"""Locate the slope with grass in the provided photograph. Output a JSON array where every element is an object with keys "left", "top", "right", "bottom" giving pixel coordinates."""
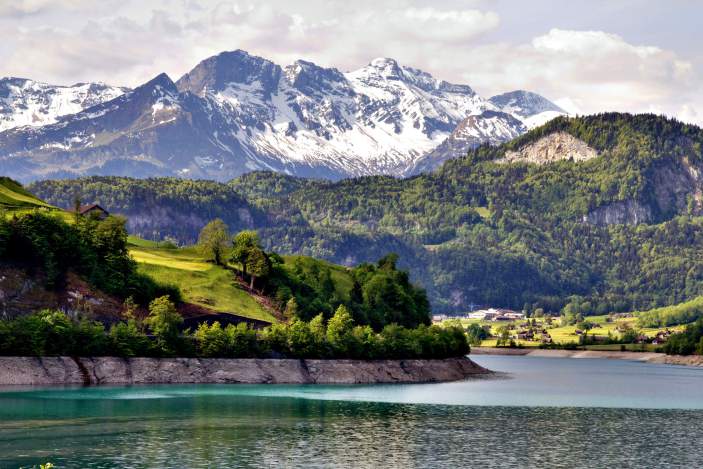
[{"left": 128, "top": 238, "right": 277, "bottom": 323}]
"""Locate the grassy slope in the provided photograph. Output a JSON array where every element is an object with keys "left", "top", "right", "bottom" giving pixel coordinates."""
[
  {"left": 129, "top": 239, "right": 277, "bottom": 323},
  {"left": 0, "top": 177, "right": 75, "bottom": 223},
  {"left": 0, "top": 177, "right": 52, "bottom": 209}
]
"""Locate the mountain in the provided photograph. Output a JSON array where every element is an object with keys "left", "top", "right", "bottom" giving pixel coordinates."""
[
  {"left": 408, "top": 91, "right": 569, "bottom": 174},
  {"left": 30, "top": 114, "right": 703, "bottom": 314},
  {"left": 489, "top": 90, "right": 567, "bottom": 128},
  {"left": 0, "top": 77, "right": 126, "bottom": 132},
  {"left": 408, "top": 110, "right": 526, "bottom": 174},
  {"left": 0, "top": 50, "right": 564, "bottom": 182}
]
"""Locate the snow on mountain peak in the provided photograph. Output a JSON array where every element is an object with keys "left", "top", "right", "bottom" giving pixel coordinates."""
[
  {"left": 0, "top": 50, "right": 567, "bottom": 182},
  {"left": 0, "top": 77, "right": 126, "bottom": 132}
]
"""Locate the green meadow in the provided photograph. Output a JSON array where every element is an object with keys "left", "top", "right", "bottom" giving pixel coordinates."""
[{"left": 129, "top": 239, "right": 277, "bottom": 323}]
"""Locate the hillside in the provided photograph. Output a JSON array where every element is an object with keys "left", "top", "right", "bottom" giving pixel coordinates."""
[
  {"left": 29, "top": 113, "right": 703, "bottom": 314},
  {"left": 0, "top": 176, "right": 52, "bottom": 210},
  {"left": 127, "top": 238, "right": 277, "bottom": 323}
]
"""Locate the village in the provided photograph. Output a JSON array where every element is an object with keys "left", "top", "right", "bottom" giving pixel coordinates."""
[{"left": 433, "top": 308, "right": 682, "bottom": 350}]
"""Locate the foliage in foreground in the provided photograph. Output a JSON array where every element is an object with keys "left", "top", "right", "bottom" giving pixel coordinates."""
[{"left": 0, "top": 299, "right": 469, "bottom": 359}]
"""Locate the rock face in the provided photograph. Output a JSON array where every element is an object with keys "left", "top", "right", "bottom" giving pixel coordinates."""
[
  {"left": 584, "top": 200, "right": 653, "bottom": 226},
  {"left": 500, "top": 132, "right": 598, "bottom": 165},
  {"left": 0, "top": 356, "right": 489, "bottom": 385}
]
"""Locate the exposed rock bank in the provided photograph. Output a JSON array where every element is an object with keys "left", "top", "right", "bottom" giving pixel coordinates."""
[
  {"left": 471, "top": 347, "right": 703, "bottom": 367},
  {"left": 0, "top": 356, "right": 490, "bottom": 386}
]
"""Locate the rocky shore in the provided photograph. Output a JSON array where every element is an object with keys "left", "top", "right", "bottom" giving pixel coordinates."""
[
  {"left": 0, "top": 356, "right": 490, "bottom": 386},
  {"left": 471, "top": 347, "right": 703, "bottom": 367}
]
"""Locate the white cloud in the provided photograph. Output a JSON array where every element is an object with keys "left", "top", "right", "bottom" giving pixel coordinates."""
[
  {"left": 451, "top": 28, "right": 701, "bottom": 125},
  {"left": 0, "top": 2, "right": 699, "bottom": 126}
]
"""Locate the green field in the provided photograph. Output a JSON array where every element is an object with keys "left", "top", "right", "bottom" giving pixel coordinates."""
[
  {"left": 457, "top": 314, "right": 685, "bottom": 348},
  {"left": 129, "top": 240, "right": 277, "bottom": 323},
  {"left": 0, "top": 177, "right": 51, "bottom": 209},
  {"left": 0, "top": 177, "right": 76, "bottom": 223}
]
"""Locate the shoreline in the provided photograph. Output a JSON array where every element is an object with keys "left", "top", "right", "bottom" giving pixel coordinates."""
[
  {"left": 471, "top": 347, "right": 703, "bottom": 367},
  {"left": 0, "top": 356, "right": 491, "bottom": 386}
]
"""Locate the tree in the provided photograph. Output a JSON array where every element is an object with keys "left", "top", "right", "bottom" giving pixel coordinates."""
[
  {"left": 465, "top": 323, "right": 488, "bottom": 346},
  {"left": 231, "top": 230, "right": 260, "bottom": 277},
  {"left": 284, "top": 297, "right": 299, "bottom": 321},
  {"left": 327, "top": 305, "right": 354, "bottom": 355},
  {"left": 197, "top": 219, "right": 230, "bottom": 265},
  {"left": 247, "top": 247, "right": 271, "bottom": 291},
  {"left": 496, "top": 325, "right": 510, "bottom": 347},
  {"left": 145, "top": 296, "right": 183, "bottom": 355}
]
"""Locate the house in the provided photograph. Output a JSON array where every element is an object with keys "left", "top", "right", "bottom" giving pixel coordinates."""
[
  {"left": 468, "top": 308, "right": 500, "bottom": 321},
  {"left": 468, "top": 308, "right": 525, "bottom": 321},
  {"left": 501, "top": 311, "right": 525, "bottom": 320},
  {"left": 76, "top": 203, "right": 110, "bottom": 220}
]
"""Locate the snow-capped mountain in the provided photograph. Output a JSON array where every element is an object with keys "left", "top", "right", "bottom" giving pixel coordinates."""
[
  {"left": 489, "top": 90, "right": 567, "bottom": 129},
  {"left": 0, "top": 50, "right": 565, "bottom": 182},
  {"left": 408, "top": 91, "right": 569, "bottom": 173},
  {"left": 0, "top": 78, "right": 126, "bottom": 132},
  {"left": 409, "top": 110, "right": 527, "bottom": 174}
]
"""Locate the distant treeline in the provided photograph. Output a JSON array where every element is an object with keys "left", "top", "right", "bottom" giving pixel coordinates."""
[{"left": 637, "top": 296, "right": 703, "bottom": 328}]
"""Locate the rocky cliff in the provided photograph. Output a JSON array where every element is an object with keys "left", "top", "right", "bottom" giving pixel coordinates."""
[
  {"left": 0, "top": 356, "right": 489, "bottom": 385},
  {"left": 500, "top": 131, "right": 598, "bottom": 165}
]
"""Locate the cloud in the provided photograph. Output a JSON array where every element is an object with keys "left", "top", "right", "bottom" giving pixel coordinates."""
[
  {"left": 450, "top": 28, "right": 700, "bottom": 125},
  {"left": 0, "top": 1, "right": 699, "bottom": 126},
  {"left": 0, "top": 0, "right": 97, "bottom": 16}
]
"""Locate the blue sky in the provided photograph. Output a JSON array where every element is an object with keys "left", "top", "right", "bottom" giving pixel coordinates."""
[{"left": 1, "top": 0, "right": 700, "bottom": 124}]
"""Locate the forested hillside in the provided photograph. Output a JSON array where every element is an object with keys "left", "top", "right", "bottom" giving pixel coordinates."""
[{"left": 30, "top": 113, "right": 703, "bottom": 313}]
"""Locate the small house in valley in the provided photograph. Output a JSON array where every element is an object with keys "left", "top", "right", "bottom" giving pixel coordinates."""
[{"left": 76, "top": 204, "right": 110, "bottom": 220}]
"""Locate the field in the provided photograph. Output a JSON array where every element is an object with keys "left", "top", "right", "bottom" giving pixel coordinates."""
[
  {"left": 129, "top": 238, "right": 277, "bottom": 323},
  {"left": 0, "top": 177, "right": 51, "bottom": 209},
  {"left": 456, "top": 314, "right": 686, "bottom": 348}
]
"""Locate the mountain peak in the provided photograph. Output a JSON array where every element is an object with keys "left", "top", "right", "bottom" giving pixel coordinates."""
[
  {"left": 176, "top": 50, "right": 281, "bottom": 97},
  {"left": 366, "top": 57, "right": 403, "bottom": 78},
  {"left": 489, "top": 90, "right": 565, "bottom": 118}
]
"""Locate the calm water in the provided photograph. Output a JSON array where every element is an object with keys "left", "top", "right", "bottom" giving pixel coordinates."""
[{"left": 1, "top": 355, "right": 703, "bottom": 468}]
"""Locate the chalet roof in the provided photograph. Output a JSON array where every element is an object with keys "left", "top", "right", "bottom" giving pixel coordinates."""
[{"left": 77, "top": 203, "right": 109, "bottom": 215}]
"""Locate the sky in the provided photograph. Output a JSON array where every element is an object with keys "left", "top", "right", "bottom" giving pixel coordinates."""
[{"left": 1, "top": 0, "right": 701, "bottom": 124}]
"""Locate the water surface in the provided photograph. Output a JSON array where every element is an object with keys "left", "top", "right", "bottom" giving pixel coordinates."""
[{"left": 1, "top": 355, "right": 702, "bottom": 468}]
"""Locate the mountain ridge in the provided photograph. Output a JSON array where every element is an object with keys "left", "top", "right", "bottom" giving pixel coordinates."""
[
  {"left": 0, "top": 49, "right": 566, "bottom": 182},
  {"left": 29, "top": 113, "right": 703, "bottom": 313}
]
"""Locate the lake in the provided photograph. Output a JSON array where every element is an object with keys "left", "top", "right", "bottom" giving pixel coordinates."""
[{"left": 1, "top": 355, "right": 703, "bottom": 468}]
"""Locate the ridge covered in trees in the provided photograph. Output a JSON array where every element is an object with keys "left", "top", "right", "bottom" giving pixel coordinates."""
[{"left": 29, "top": 113, "right": 703, "bottom": 314}]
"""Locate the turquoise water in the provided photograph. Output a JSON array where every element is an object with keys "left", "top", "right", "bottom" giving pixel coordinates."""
[{"left": 1, "top": 355, "right": 702, "bottom": 468}]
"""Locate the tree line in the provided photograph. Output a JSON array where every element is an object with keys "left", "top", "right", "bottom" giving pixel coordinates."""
[{"left": 0, "top": 297, "right": 468, "bottom": 359}]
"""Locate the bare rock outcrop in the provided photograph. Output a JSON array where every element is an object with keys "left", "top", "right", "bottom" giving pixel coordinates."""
[
  {"left": 0, "top": 356, "right": 490, "bottom": 386},
  {"left": 500, "top": 131, "right": 598, "bottom": 165},
  {"left": 583, "top": 200, "right": 653, "bottom": 226}
]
